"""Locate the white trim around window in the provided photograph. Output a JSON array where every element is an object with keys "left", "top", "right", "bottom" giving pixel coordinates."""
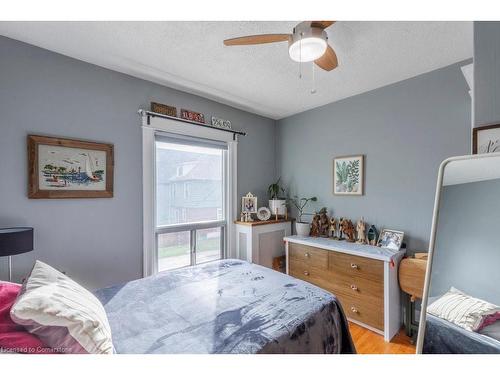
[{"left": 142, "top": 115, "right": 238, "bottom": 277}]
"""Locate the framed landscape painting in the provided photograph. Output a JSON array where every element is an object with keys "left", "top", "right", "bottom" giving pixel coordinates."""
[
  {"left": 333, "top": 155, "right": 364, "bottom": 196},
  {"left": 28, "top": 135, "right": 114, "bottom": 199}
]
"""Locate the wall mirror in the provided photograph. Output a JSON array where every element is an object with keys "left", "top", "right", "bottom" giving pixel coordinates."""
[{"left": 417, "top": 153, "right": 500, "bottom": 354}]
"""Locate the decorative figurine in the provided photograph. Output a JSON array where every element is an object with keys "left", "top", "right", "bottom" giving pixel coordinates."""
[
  {"left": 329, "top": 217, "right": 337, "bottom": 239},
  {"left": 356, "top": 217, "right": 366, "bottom": 244},
  {"left": 310, "top": 213, "right": 320, "bottom": 237},
  {"left": 240, "top": 212, "right": 245, "bottom": 222},
  {"left": 342, "top": 219, "right": 356, "bottom": 242},
  {"left": 367, "top": 225, "right": 378, "bottom": 246},
  {"left": 318, "top": 207, "right": 330, "bottom": 237},
  {"left": 338, "top": 217, "right": 345, "bottom": 240}
]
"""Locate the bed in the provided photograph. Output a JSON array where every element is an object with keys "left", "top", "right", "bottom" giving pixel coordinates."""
[
  {"left": 423, "top": 294, "right": 500, "bottom": 354},
  {"left": 94, "top": 259, "right": 355, "bottom": 354},
  {"left": 423, "top": 314, "right": 500, "bottom": 354}
]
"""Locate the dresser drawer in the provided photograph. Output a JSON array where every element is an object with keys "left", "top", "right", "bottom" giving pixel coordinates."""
[
  {"left": 288, "top": 259, "right": 332, "bottom": 291},
  {"left": 337, "top": 293, "right": 384, "bottom": 331},
  {"left": 329, "top": 251, "right": 383, "bottom": 281},
  {"left": 329, "top": 273, "right": 384, "bottom": 303},
  {"left": 289, "top": 243, "right": 328, "bottom": 270}
]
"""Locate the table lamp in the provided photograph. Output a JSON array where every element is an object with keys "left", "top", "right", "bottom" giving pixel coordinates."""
[{"left": 0, "top": 227, "right": 34, "bottom": 282}]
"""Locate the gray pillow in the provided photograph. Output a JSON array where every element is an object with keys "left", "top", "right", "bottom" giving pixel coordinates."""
[{"left": 480, "top": 321, "right": 500, "bottom": 342}]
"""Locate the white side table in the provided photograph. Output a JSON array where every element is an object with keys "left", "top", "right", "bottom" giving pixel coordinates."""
[{"left": 235, "top": 219, "right": 292, "bottom": 269}]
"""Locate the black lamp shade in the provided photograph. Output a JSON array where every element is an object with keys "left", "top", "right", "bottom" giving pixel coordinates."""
[{"left": 0, "top": 227, "right": 34, "bottom": 257}]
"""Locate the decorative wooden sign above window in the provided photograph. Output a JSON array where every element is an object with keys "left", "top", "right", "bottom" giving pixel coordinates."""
[
  {"left": 211, "top": 116, "right": 232, "bottom": 130},
  {"left": 151, "top": 102, "right": 177, "bottom": 117},
  {"left": 180, "top": 109, "right": 205, "bottom": 124},
  {"left": 28, "top": 135, "right": 114, "bottom": 199}
]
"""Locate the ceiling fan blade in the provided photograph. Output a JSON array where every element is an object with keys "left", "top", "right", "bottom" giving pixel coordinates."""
[
  {"left": 223, "top": 34, "right": 291, "bottom": 46},
  {"left": 314, "top": 45, "right": 338, "bottom": 71},
  {"left": 310, "top": 21, "right": 335, "bottom": 29}
]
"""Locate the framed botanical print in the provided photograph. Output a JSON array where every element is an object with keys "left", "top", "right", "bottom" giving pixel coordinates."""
[
  {"left": 333, "top": 155, "right": 364, "bottom": 196},
  {"left": 28, "top": 135, "right": 114, "bottom": 199},
  {"left": 473, "top": 124, "right": 500, "bottom": 154}
]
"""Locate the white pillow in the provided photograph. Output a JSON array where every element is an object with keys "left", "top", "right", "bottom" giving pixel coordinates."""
[
  {"left": 427, "top": 287, "right": 500, "bottom": 331},
  {"left": 10, "top": 260, "right": 114, "bottom": 354}
]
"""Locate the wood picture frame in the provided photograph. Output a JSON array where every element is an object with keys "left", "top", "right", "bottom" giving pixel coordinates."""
[
  {"left": 473, "top": 123, "right": 500, "bottom": 154},
  {"left": 28, "top": 135, "right": 114, "bottom": 199},
  {"left": 333, "top": 154, "right": 364, "bottom": 196}
]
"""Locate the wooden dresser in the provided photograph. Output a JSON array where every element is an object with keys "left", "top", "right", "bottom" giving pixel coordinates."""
[{"left": 285, "top": 235, "right": 405, "bottom": 341}]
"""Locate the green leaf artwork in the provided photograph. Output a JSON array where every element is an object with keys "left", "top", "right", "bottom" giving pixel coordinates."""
[{"left": 335, "top": 157, "right": 362, "bottom": 194}]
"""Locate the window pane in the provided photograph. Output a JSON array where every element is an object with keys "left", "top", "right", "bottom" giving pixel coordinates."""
[
  {"left": 196, "top": 227, "right": 222, "bottom": 264},
  {"left": 156, "top": 140, "right": 224, "bottom": 226},
  {"left": 158, "top": 231, "right": 190, "bottom": 271}
]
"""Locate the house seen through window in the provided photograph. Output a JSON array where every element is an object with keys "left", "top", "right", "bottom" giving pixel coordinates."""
[{"left": 155, "top": 136, "right": 226, "bottom": 271}]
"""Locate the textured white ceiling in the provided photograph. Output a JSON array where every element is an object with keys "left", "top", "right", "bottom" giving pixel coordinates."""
[{"left": 0, "top": 21, "right": 473, "bottom": 119}]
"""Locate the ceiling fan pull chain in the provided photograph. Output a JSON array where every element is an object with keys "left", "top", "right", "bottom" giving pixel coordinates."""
[
  {"left": 298, "top": 33, "right": 303, "bottom": 79},
  {"left": 311, "top": 63, "right": 317, "bottom": 94}
]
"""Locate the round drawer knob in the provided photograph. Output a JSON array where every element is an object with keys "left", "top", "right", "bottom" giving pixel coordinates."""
[
  {"left": 351, "top": 306, "right": 358, "bottom": 313},
  {"left": 350, "top": 263, "right": 359, "bottom": 269},
  {"left": 303, "top": 271, "right": 310, "bottom": 276},
  {"left": 305, "top": 252, "right": 310, "bottom": 258},
  {"left": 350, "top": 284, "right": 358, "bottom": 291}
]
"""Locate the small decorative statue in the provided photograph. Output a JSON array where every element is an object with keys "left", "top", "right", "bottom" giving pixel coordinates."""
[
  {"left": 338, "top": 217, "right": 345, "bottom": 240},
  {"left": 342, "top": 219, "right": 356, "bottom": 242},
  {"left": 367, "top": 225, "right": 378, "bottom": 246},
  {"left": 310, "top": 213, "right": 320, "bottom": 237},
  {"left": 356, "top": 217, "right": 366, "bottom": 244},
  {"left": 318, "top": 207, "right": 330, "bottom": 237},
  {"left": 329, "top": 217, "right": 337, "bottom": 239}
]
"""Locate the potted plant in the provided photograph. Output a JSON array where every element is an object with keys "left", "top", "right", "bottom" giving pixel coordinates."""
[
  {"left": 268, "top": 177, "right": 287, "bottom": 216},
  {"left": 288, "top": 196, "right": 318, "bottom": 236}
]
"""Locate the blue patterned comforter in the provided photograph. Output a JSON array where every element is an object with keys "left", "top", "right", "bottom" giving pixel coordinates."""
[{"left": 94, "top": 259, "right": 355, "bottom": 354}]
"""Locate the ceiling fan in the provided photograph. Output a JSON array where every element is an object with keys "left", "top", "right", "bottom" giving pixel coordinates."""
[{"left": 223, "top": 21, "right": 338, "bottom": 71}]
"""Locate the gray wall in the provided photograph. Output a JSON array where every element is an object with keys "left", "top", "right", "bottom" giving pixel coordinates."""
[
  {"left": 474, "top": 21, "right": 500, "bottom": 127},
  {"left": 0, "top": 36, "right": 276, "bottom": 288},
  {"left": 276, "top": 61, "right": 471, "bottom": 251},
  {"left": 430, "top": 178, "right": 500, "bottom": 305}
]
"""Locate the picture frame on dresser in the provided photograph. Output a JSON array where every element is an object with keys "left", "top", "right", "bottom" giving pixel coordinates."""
[{"left": 377, "top": 229, "right": 404, "bottom": 251}]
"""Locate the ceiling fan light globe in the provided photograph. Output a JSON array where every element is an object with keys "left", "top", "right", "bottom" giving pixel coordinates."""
[{"left": 289, "top": 37, "right": 327, "bottom": 62}]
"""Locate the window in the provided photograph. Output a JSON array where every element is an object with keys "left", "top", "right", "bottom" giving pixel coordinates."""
[
  {"left": 155, "top": 135, "right": 227, "bottom": 271},
  {"left": 143, "top": 115, "right": 237, "bottom": 277}
]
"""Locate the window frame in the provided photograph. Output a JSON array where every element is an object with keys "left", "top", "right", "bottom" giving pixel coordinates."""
[{"left": 142, "top": 115, "right": 238, "bottom": 277}]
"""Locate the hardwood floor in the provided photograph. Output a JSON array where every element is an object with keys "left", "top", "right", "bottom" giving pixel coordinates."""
[{"left": 349, "top": 322, "right": 416, "bottom": 354}]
